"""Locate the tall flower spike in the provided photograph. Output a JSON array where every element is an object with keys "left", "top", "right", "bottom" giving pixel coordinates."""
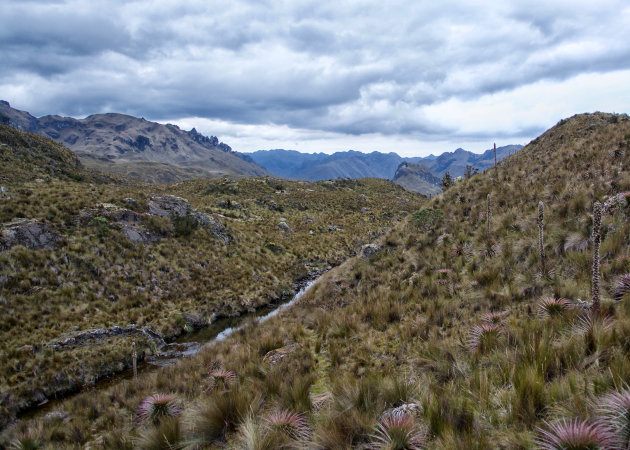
[
  {"left": 538, "top": 201, "right": 546, "bottom": 276},
  {"left": 486, "top": 193, "right": 491, "bottom": 242},
  {"left": 591, "top": 201, "right": 602, "bottom": 317}
]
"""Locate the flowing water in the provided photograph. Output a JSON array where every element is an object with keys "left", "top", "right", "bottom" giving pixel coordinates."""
[{"left": 19, "top": 277, "right": 321, "bottom": 420}]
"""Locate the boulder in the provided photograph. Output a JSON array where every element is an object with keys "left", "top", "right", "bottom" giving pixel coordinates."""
[
  {"left": 0, "top": 219, "right": 60, "bottom": 251},
  {"left": 263, "top": 343, "right": 297, "bottom": 365},
  {"left": 278, "top": 221, "right": 292, "bottom": 232},
  {"left": 123, "top": 197, "right": 137, "bottom": 207},
  {"left": 361, "top": 243, "right": 382, "bottom": 259}
]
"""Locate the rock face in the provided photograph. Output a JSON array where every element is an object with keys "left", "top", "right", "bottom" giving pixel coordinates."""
[
  {"left": 148, "top": 195, "right": 231, "bottom": 244},
  {"left": 0, "top": 219, "right": 60, "bottom": 251},
  {"left": 392, "top": 162, "right": 442, "bottom": 196}
]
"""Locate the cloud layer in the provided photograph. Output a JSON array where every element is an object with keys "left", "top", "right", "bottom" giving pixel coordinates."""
[{"left": 1, "top": 0, "right": 629, "bottom": 155}]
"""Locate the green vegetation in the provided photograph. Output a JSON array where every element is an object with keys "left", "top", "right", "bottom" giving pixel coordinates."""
[{"left": 1, "top": 112, "right": 630, "bottom": 448}]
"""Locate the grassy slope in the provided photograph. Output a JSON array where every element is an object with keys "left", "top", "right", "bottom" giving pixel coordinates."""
[
  {"left": 0, "top": 128, "right": 426, "bottom": 428},
  {"left": 0, "top": 124, "right": 86, "bottom": 184},
  {"left": 2, "top": 112, "right": 630, "bottom": 448}
]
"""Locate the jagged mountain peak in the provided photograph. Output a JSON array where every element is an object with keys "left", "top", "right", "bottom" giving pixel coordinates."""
[{"left": 0, "top": 102, "right": 268, "bottom": 182}]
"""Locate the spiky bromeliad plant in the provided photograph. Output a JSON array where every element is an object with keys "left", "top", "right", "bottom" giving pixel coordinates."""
[
  {"left": 209, "top": 368, "right": 238, "bottom": 390},
  {"left": 369, "top": 414, "right": 427, "bottom": 450},
  {"left": 265, "top": 409, "right": 311, "bottom": 441},
  {"left": 537, "top": 297, "right": 574, "bottom": 318},
  {"left": 612, "top": 273, "right": 630, "bottom": 302},
  {"left": 535, "top": 418, "right": 616, "bottom": 449},
  {"left": 134, "top": 394, "right": 182, "bottom": 425},
  {"left": 481, "top": 310, "right": 510, "bottom": 325},
  {"left": 596, "top": 389, "right": 630, "bottom": 448},
  {"left": 466, "top": 323, "right": 501, "bottom": 353}
]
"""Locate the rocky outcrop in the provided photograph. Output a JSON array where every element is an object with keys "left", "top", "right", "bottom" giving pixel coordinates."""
[
  {"left": 148, "top": 195, "right": 231, "bottom": 244},
  {"left": 76, "top": 195, "right": 231, "bottom": 244},
  {"left": 49, "top": 325, "right": 166, "bottom": 350},
  {"left": 392, "top": 162, "right": 442, "bottom": 196},
  {"left": 0, "top": 219, "right": 60, "bottom": 252}
]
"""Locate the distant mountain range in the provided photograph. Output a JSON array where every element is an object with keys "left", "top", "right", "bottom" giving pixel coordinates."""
[
  {"left": 0, "top": 100, "right": 268, "bottom": 181},
  {"left": 248, "top": 144, "right": 522, "bottom": 194},
  {"left": 0, "top": 100, "right": 522, "bottom": 193}
]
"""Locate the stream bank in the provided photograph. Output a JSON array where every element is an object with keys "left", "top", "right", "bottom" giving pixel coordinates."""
[{"left": 14, "top": 271, "right": 326, "bottom": 423}]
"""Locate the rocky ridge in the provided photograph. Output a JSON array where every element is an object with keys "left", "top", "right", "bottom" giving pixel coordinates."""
[{"left": 0, "top": 101, "right": 268, "bottom": 181}]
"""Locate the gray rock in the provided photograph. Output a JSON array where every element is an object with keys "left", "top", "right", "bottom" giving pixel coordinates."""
[
  {"left": 121, "top": 225, "right": 160, "bottom": 244},
  {"left": 361, "top": 243, "right": 383, "bottom": 258},
  {"left": 0, "top": 219, "right": 60, "bottom": 252},
  {"left": 123, "top": 197, "right": 137, "bottom": 207},
  {"left": 49, "top": 325, "right": 166, "bottom": 350},
  {"left": 278, "top": 221, "right": 292, "bottom": 232},
  {"left": 44, "top": 410, "right": 71, "bottom": 422},
  {"left": 148, "top": 195, "right": 191, "bottom": 217},
  {"left": 111, "top": 209, "right": 142, "bottom": 225}
]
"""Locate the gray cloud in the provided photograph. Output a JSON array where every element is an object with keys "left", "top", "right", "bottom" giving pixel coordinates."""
[{"left": 1, "top": 0, "right": 629, "bottom": 149}]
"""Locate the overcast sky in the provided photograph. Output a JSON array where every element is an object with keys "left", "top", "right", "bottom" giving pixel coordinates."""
[{"left": 1, "top": 0, "right": 629, "bottom": 156}]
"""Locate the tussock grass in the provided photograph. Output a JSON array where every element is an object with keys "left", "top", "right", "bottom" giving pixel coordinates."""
[{"left": 1, "top": 112, "right": 630, "bottom": 447}]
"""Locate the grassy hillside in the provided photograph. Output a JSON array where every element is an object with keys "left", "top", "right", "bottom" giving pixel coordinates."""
[
  {"left": 0, "top": 125, "right": 86, "bottom": 184},
  {"left": 2, "top": 112, "right": 630, "bottom": 448},
  {"left": 0, "top": 129, "right": 426, "bottom": 430}
]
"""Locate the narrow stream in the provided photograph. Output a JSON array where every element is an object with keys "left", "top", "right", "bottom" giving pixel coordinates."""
[
  {"left": 148, "top": 278, "right": 318, "bottom": 366},
  {"left": 19, "top": 277, "right": 321, "bottom": 420}
]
